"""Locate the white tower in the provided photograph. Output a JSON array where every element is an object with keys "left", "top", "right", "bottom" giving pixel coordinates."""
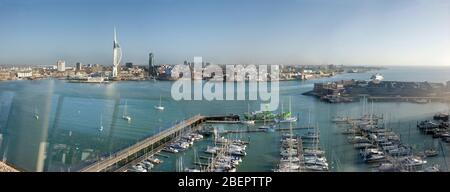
[
  {"left": 112, "top": 27, "right": 122, "bottom": 78},
  {"left": 57, "top": 59, "right": 65, "bottom": 72}
]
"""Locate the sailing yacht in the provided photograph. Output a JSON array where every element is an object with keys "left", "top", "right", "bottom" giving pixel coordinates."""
[
  {"left": 275, "top": 97, "right": 297, "bottom": 123},
  {"left": 154, "top": 95, "right": 165, "bottom": 111},
  {"left": 33, "top": 107, "right": 39, "bottom": 120},
  {"left": 99, "top": 114, "right": 104, "bottom": 132},
  {"left": 241, "top": 103, "right": 255, "bottom": 124},
  {"left": 122, "top": 100, "right": 132, "bottom": 122}
]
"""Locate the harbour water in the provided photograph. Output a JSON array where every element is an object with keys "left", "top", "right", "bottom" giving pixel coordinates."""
[{"left": 0, "top": 66, "right": 449, "bottom": 172}]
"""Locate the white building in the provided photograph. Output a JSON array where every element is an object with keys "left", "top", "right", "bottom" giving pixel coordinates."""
[
  {"left": 17, "top": 71, "right": 32, "bottom": 78},
  {"left": 57, "top": 60, "right": 66, "bottom": 72}
]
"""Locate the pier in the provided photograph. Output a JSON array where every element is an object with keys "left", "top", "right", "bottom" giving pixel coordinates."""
[{"left": 79, "top": 115, "right": 238, "bottom": 172}]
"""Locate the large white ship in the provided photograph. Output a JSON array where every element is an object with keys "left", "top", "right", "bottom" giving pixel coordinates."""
[{"left": 370, "top": 73, "right": 384, "bottom": 84}]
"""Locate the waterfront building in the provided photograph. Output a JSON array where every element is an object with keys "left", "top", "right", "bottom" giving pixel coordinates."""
[
  {"left": 112, "top": 27, "right": 122, "bottom": 78},
  {"left": 57, "top": 60, "right": 65, "bottom": 72},
  {"left": 148, "top": 52, "right": 156, "bottom": 77},
  {"left": 76, "top": 62, "right": 82, "bottom": 71},
  {"left": 0, "top": 71, "right": 12, "bottom": 80},
  {"left": 16, "top": 71, "right": 33, "bottom": 79}
]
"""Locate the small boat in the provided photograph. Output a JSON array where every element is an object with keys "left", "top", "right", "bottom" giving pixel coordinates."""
[
  {"left": 142, "top": 160, "right": 154, "bottom": 170},
  {"left": 360, "top": 148, "right": 383, "bottom": 157},
  {"left": 130, "top": 165, "right": 147, "bottom": 172},
  {"left": 304, "top": 159, "right": 329, "bottom": 167},
  {"left": 422, "top": 165, "right": 440, "bottom": 172},
  {"left": 258, "top": 125, "right": 272, "bottom": 130},
  {"left": 305, "top": 164, "right": 328, "bottom": 171},
  {"left": 154, "top": 95, "right": 165, "bottom": 111},
  {"left": 274, "top": 116, "right": 297, "bottom": 123},
  {"left": 377, "top": 163, "right": 397, "bottom": 172},
  {"left": 185, "top": 168, "right": 201, "bottom": 172},
  {"left": 164, "top": 147, "right": 179, "bottom": 153},
  {"left": 122, "top": 115, "right": 131, "bottom": 121},
  {"left": 33, "top": 107, "right": 39, "bottom": 120},
  {"left": 99, "top": 114, "right": 104, "bottom": 132},
  {"left": 332, "top": 116, "right": 347, "bottom": 123},
  {"left": 241, "top": 120, "right": 255, "bottom": 125},
  {"left": 148, "top": 156, "right": 163, "bottom": 164},
  {"left": 424, "top": 148, "right": 438, "bottom": 157},
  {"left": 278, "top": 162, "right": 300, "bottom": 170},
  {"left": 348, "top": 136, "right": 369, "bottom": 143},
  {"left": 280, "top": 149, "right": 298, "bottom": 157},
  {"left": 387, "top": 146, "right": 411, "bottom": 156},
  {"left": 301, "top": 131, "right": 319, "bottom": 139},
  {"left": 363, "top": 154, "right": 386, "bottom": 163},
  {"left": 122, "top": 100, "right": 132, "bottom": 122},
  {"left": 280, "top": 156, "right": 300, "bottom": 163},
  {"left": 399, "top": 156, "right": 427, "bottom": 167}
]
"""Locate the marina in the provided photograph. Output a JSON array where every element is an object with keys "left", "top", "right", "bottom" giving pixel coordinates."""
[
  {"left": 1, "top": 66, "right": 450, "bottom": 172},
  {"left": 417, "top": 113, "right": 450, "bottom": 143},
  {"left": 335, "top": 101, "right": 443, "bottom": 172}
]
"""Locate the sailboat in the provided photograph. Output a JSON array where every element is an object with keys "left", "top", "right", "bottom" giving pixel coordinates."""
[
  {"left": 99, "top": 114, "right": 104, "bottom": 132},
  {"left": 154, "top": 95, "right": 164, "bottom": 111},
  {"left": 275, "top": 97, "right": 297, "bottom": 123},
  {"left": 241, "top": 103, "right": 255, "bottom": 124},
  {"left": 33, "top": 106, "right": 39, "bottom": 120},
  {"left": 122, "top": 100, "right": 132, "bottom": 122}
]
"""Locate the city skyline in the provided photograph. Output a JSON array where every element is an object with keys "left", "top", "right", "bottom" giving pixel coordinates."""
[{"left": 0, "top": 0, "right": 449, "bottom": 66}]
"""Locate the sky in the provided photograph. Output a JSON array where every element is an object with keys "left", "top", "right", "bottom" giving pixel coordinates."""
[{"left": 0, "top": 0, "right": 449, "bottom": 66}]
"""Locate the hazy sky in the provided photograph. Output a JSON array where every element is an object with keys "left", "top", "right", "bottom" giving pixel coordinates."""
[{"left": 0, "top": 0, "right": 449, "bottom": 66}]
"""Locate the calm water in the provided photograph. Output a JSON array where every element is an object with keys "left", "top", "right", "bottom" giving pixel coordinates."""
[{"left": 0, "top": 66, "right": 449, "bottom": 172}]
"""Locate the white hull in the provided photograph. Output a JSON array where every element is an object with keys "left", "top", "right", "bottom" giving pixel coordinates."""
[{"left": 241, "top": 120, "right": 255, "bottom": 125}]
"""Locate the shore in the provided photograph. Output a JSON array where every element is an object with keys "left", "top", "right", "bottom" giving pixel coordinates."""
[{"left": 0, "top": 161, "right": 19, "bottom": 172}]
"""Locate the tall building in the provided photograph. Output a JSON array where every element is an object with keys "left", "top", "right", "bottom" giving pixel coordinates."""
[
  {"left": 148, "top": 52, "right": 155, "bottom": 76},
  {"left": 57, "top": 60, "right": 65, "bottom": 72},
  {"left": 125, "top": 62, "right": 133, "bottom": 68},
  {"left": 75, "top": 62, "right": 82, "bottom": 71},
  {"left": 112, "top": 27, "right": 122, "bottom": 78}
]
